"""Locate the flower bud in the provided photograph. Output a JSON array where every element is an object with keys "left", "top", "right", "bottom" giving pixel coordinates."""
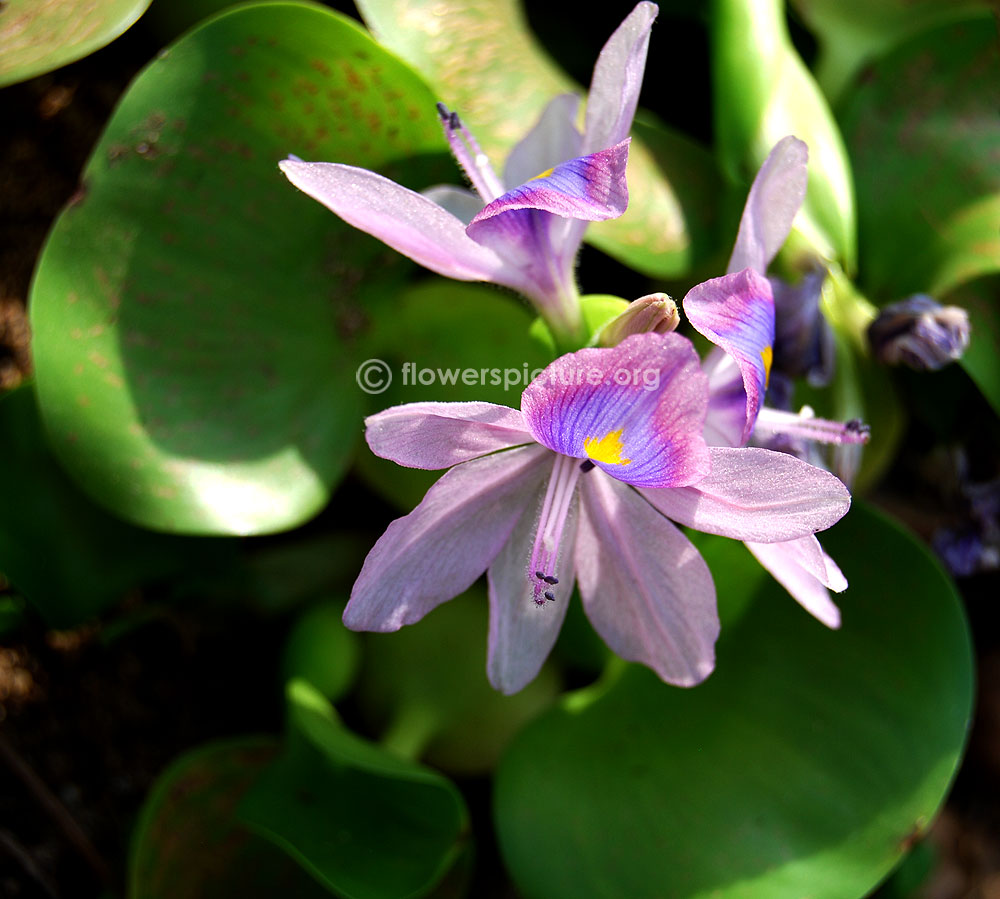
[
  {"left": 597, "top": 293, "right": 679, "bottom": 347},
  {"left": 868, "top": 295, "right": 971, "bottom": 371},
  {"left": 771, "top": 271, "right": 835, "bottom": 387}
]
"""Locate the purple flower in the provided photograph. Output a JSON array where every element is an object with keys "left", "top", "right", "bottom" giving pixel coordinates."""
[
  {"left": 679, "top": 136, "right": 868, "bottom": 629},
  {"left": 868, "top": 294, "right": 971, "bottom": 371},
  {"left": 278, "top": 2, "right": 659, "bottom": 347},
  {"left": 345, "top": 333, "right": 850, "bottom": 693}
]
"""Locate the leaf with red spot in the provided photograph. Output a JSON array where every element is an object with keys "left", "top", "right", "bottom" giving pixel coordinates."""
[{"left": 30, "top": 2, "right": 452, "bottom": 534}]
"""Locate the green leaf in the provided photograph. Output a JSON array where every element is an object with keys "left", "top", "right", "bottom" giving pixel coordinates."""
[
  {"left": 355, "top": 0, "right": 716, "bottom": 277},
  {"left": 358, "top": 589, "right": 560, "bottom": 775},
  {"left": 282, "top": 600, "right": 361, "bottom": 703},
  {"left": 0, "top": 385, "right": 212, "bottom": 627},
  {"left": 129, "top": 737, "right": 333, "bottom": 899},
  {"left": 841, "top": 19, "right": 1000, "bottom": 301},
  {"left": 0, "top": 0, "right": 152, "bottom": 88},
  {"left": 240, "top": 680, "right": 469, "bottom": 899},
  {"left": 789, "top": 0, "right": 992, "bottom": 102},
  {"left": 354, "top": 278, "right": 551, "bottom": 510},
  {"left": 29, "top": 1, "right": 450, "bottom": 535},
  {"left": 712, "top": 0, "right": 856, "bottom": 269},
  {"left": 496, "top": 502, "right": 973, "bottom": 899}
]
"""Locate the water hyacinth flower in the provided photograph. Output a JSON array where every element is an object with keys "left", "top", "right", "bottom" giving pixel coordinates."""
[
  {"left": 868, "top": 294, "right": 971, "bottom": 371},
  {"left": 279, "top": 2, "right": 659, "bottom": 347},
  {"left": 345, "top": 333, "right": 850, "bottom": 694},
  {"left": 680, "top": 136, "right": 868, "bottom": 628}
]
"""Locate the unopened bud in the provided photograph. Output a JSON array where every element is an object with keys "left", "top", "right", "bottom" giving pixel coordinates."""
[
  {"left": 597, "top": 293, "right": 679, "bottom": 347},
  {"left": 868, "top": 295, "right": 970, "bottom": 371}
]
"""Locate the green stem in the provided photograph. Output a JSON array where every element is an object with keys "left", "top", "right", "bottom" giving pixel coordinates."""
[
  {"left": 379, "top": 703, "right": 440, "bottom": 761},
  {"left": 821, "top": 264, "right": 878, "bottom": 355}
]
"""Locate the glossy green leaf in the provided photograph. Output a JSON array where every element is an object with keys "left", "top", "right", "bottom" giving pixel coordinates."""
[
  {"left": 354, "top": 278, "right": 551, "bottom": 510},
  {"left": 240, "top": 680, "right": 469, "bottom": 899},
  {"left": 355, "top": 0, "right": 717, "bottom": 277},
  {"left": 282, "top": 600, "right": 361, "bottom": 702},
  {"left": 359, "top": 590, "right": 560, "bottom": 775},
  {"left": 790, "top": 0, "right": 992, "bottom": 102},
  {"left": 841, "top": 19, "right": 1000, "bottom": 301},
  {"left": 130, "top": 737, "right": 333, "bottom": 899},
  {"left": 0, "top": 0, "right": 151, "bottom": 87},
  {"left": 30, "top": 2, "right": 449, "bottom": 535},
  {"left": 0, "top": 385, "right": 210, "bottom": 627},
  {"left": 712, "top": 0, "right": 856, "bottom": 269},
  {"left": 496, "top": 503, "right": 973, "bottom": 899}
]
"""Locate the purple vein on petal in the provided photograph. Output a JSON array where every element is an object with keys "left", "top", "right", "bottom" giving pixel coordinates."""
[
  {"left": 467, "top": 140, "right": 631, "bottom": 238},
  {"left": 682, "top": 268, "right": 775, "bottom": 444},
  {"left": 521, "top": 332, "right": 710, "bottom": 488}
]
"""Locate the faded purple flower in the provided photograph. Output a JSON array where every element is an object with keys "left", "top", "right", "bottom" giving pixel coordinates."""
[
  {"left": 868, "top": 294, "right": 971, "bottom": 371},
  {"left": 679, "top": 136, "right": 868, "bottom": 629},
  {"left": 345, "top": 333, "right": 850, "bottom": 693},
  {"left": 279, "top": 2, "right": 659, "bottom": 347}
]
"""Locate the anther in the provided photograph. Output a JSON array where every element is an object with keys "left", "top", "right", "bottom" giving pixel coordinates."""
[
  {"left": 544, "top": 591, "right": 556, "bottom": 602},
  {"left": 580, "top": 460, "right": 595, "bottom": 473},
  {"left": 435, "top": 101, "right": 448, "bottom": 121},
  {"left": 544, "top": 575, "right": 559, "bottom": 585},
  {"left": 534, "top": 570, "right": 546, "bottom": 579},
  {"left": 449, "top": 111, "right": 461, "bottom": 130}
]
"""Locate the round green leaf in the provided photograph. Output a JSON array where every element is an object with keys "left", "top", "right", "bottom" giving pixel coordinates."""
[
  {"left": 354, "top": 278, "right": 551, "bottom": 510},
  {"left": 496, "top": 502, "right": 973, "bottom": 899},
  {"left": 841, "top": 19, "right": 1000, "bottom": 300},
  {"left": 712, "top": 0, "right": 857, "bottom": 270},
  {"left": 30, "top": 1, "right": 449, "bottom": 535},
  {"left": 240, "top": 680, "right": 469, "bottom": 899},
  {"left": 355, "top": 0, "right": 714, "bottom": 277},
  {"left": 282, "top": 600, "right": 361, "bottom": 702},
  {"left": 0, "top": 385, "right": 213, "bottom": 627},
  {"left": 130, "top": 737, "right": 333, "bottom": 899},
  {"left": 359, "top": 589, "right": 560, "bottom": 775},
  {"left": 0, "top": 0, "right": 152, "bottom": 88}
]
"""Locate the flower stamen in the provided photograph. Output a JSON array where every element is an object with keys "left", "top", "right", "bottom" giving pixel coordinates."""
[
  {"left": 528, "top": 454, "right": 582, "bottom": 606},
  {"left": 754, "top": 406, "right": 871, "bottom": 445},
  {"left": 436, "top": 102, "right": 505, "bottom": 203}
]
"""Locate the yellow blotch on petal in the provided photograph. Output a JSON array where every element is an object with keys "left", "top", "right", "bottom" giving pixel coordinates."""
[
  {"left": 531, "top": 166, "right": 554, "bottom": 181},
  {"left": 583, "top": 429, "right": 631, "bottom": 465},
  {"left": 761, "top": 345, "right": 773, "bottom": 389}
]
